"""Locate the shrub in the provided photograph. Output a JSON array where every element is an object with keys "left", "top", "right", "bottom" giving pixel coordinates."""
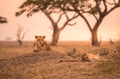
[
  {"left": 67, "top": 48, "right": 81, "bottom": 58},
  {"left": 95, "top": 48, "right": 109, "bottom": 56},
  {"left": 116, "top": 45, "right": 120, "bottom": 53}
]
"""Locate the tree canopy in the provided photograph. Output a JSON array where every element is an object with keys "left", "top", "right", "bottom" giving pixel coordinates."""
[
  {"left": 53, "top": 0, "right": 120, "bottom": 46},
  {"left": 0, "top": 16, "right": 8, "bottom": 23},
  {"left": 16, "top": 0, "right": 79, "bottom": 46},
  {"left": 16, "top": 0, "right": 120, "bottom": 46}
]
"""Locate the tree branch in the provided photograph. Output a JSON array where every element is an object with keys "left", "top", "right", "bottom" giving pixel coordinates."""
[
  {"left": 95, "top": 0, "right": 102, "bottom": 17},
  {"left": 56, "top": 12, "right": 64, "bottom": 24},
  {"left": 67, "top": 22, "right": 77, "bottom": 26},
  {"left": 103, "top": 0, "right": 107, "bottom": 13},
  {"left": 43, "top": 10, "right": 56, "bottom": 28},
  {"left": 60, "top": 12, "right": 79, "bottom": 31},
  {"left": 93, "top": 14, "right": 98, "bottom": 20},
  {"left": 105, "top": 3, "right": 120, "bottom": 16},
  {"left": 70, "top": 1, "right": 92, "bottom": 32}
]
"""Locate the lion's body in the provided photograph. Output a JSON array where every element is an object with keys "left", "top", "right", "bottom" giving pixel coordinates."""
[
  {"left": 82, "top": 53, "right": 104, "bottom": 62},
  {"left": 33, "top": 36, "right": 51, "bottom": 52}
]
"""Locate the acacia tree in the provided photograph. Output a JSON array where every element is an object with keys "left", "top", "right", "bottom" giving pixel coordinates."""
[
  {"left": 16, "top": 0, "right": 79, "bottom": 46},
  {"left": 54, "top": 0, "right": 120, "bottom": 46}
]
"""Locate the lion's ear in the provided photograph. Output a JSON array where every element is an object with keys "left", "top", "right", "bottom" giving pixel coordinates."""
[
  {"left": 43, "top": 36, "right": 46, "bottom": 39},
  {"left": 35, "top": 36, "right": 38, "bottom": 39}
]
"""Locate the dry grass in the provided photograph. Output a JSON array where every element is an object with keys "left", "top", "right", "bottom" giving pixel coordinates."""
[
  {"left": 0, "top": 41, "right": 120, "bottom": 79},
  {"left": 0, "top": 41, "right": 33, "bottom": 59}
]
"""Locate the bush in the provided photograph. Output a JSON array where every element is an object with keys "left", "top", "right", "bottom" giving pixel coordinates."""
[
  {"left": 95, "top": 48, "right": 109, "bottom": 56},
  {"left": 67, "top": 48, "right": 81, "bottom": 58},
  {"left": 116, "top": 45, "right": 120, "bottom": 53}
]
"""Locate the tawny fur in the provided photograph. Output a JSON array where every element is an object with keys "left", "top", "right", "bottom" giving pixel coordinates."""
[
  {"left": 33, "top": 35, "right": 51, "bottom": 52},
  {"left": 82, "top": 53, "right": 104, "bottom": 62}
]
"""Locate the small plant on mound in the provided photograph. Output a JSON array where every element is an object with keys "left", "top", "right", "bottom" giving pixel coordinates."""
[
  {"left": 95, "top": 48, "right": 109, "bottom": 56},
  {"left": 116, "top": 45, "right": 120, "bottom": 54},
  {"left": 67, "top": 48, "right": 81, "bottom": 58}
]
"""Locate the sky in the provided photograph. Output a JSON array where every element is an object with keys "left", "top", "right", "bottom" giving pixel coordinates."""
[{"left": 0, "top": 0, "right": 120, "bottom": 41}]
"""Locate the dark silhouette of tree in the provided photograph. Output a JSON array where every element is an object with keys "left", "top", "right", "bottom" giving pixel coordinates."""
[
  {"left": 16, "top": 24, "right": 27, "bottom": 45},
  {"left": 15, "top": 0, "right": 79, "bottom": 46},
  {"left": 53, "top": 0, "right": 120, "bottom": 46},
  {"left": 109, "top": 38, "right": 115, "bottom": 44},
  {"left": 0, "top": 16, "right": 7, "bottom": 23}
]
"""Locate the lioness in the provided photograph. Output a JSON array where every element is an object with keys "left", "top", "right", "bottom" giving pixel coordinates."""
[
  {"left": 82, "top": 53, "right": 104, "bottom": 62},
  {"left": 33, "top": 35, "right": 51, "bottom": 52}
]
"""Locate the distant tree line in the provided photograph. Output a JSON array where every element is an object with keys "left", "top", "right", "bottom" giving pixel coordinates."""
[{"left": 16, "top": 0, "right": 120, "bottom": 46}]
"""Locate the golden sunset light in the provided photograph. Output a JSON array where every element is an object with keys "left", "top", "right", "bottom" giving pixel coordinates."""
[
  {"left": 0, "top": 0, "right": 120, "bottom": 42},
  {"left": 1, "top": 1, "right": 120, "bottom": 79}
]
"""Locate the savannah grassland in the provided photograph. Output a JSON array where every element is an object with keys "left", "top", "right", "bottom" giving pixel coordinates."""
[{"left": 0, "top": 41, "right": 120, "bottom": 79}]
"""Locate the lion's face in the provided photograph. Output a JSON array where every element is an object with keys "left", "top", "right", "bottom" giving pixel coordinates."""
[
  {"left": 35, "top": 35, "right": 45, "bottom": 41},
  {"left": 33, "top": 35, "right": 51, "bottom": 52},
  {"left": 35, "top": 35, "right": 46, "bottom": 46}
]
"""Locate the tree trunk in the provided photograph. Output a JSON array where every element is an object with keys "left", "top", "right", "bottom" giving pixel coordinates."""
[
  {"left": 17, "top": 40, "right": 23, "bottom": 45},
  {"left": 91, "top": 30, "right": 100, "bottom": 46},
  {"left": 51, "top": 28, "right": 60, "bottom": 46}
]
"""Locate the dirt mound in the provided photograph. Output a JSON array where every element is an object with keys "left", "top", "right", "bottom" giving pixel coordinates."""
[
  {"left": 0, "top": 51, "right": 64, "bottom": 65},
  {"left": 0, "top": 51, "right": 120, "bottom": 79}
]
